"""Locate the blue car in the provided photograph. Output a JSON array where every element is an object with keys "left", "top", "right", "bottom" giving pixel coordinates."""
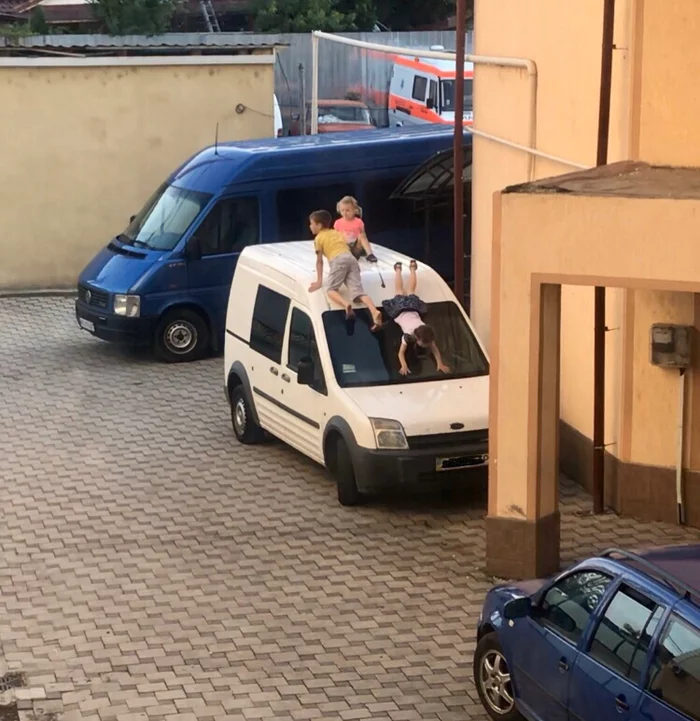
[
  {"left": 474, "top": 545, "right": 700, "bottom": 721},
  {"left": 75, "top": 127, "right": 467, "bottom": 362}
]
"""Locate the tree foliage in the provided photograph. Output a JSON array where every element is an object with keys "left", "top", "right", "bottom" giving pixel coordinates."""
[
  {"left": 253, "top": 0, "right": 467, "bottom": 32},
  {"left": 90, "top": 0, "right": 178, "bottom": 35}
]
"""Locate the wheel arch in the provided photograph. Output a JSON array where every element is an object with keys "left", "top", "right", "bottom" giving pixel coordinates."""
[{"left": 227, "top": 362, "right": 261, "bottom": 427}]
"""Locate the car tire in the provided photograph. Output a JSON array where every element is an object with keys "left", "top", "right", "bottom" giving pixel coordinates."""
[
  {"left": 474, "top": 633, "right": 522, "bottom": 721},
  {"left": 334, "top": 438, "right": 362, "bottom": 507},
  {"left": 230, "top": 385, "right": 265, "bottom": 445},
  {"left": 154, "top": 309, "right": 210, "bottom": 363}
]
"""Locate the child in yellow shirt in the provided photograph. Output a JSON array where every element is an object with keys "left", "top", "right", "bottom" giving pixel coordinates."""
[{"left": 308, "top": 210, "right": 382, "bottom": 331}]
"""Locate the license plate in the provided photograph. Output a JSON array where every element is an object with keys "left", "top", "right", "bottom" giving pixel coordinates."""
[
  {"left": 78, "top": 318, "right": 95, "bottom": 333},
  {"left": 435, "top": 453, "right": 488, "bottom": 472}
]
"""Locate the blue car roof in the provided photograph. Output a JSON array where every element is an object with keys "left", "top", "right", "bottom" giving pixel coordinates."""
[{"left": 171, "top": 126, "right": 469, "bottom": 193}]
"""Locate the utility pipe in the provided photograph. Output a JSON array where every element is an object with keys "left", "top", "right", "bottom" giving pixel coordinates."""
[
  {"left": 454, "top": 0, "right": 467, "bottom": 305},
  {"left": 592, "top": 0, "right": 616, "bottom": 515},
  {"left": 676, "top": 369, "right": 687, "bottom": 525},
  {"left": 310, "top": 31, "right": 538, "bottom": 179}
]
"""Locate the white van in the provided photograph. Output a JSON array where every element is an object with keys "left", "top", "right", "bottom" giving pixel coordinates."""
[
  {"left": 224, "top": 242, "right": 489, "bottom": 506},
  {"left": 388, "top": 51, "right": 474, "bottom": 128}
]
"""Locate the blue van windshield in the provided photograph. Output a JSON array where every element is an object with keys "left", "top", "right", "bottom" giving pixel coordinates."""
[
  {"left": 120, "top": 183, "right": 212, "bottom": 251},
  {"left": 322, "top": 301, "right": 489, "bottom": 388}
]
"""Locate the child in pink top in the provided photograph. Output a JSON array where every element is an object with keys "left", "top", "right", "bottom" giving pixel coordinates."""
[{"left": 334, "top": 196, "right": 378, "bottom": 263}]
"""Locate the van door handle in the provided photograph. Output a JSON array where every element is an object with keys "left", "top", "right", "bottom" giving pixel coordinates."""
[
  {"left": 270, "top": 367, "right": 278, "bottom": 376},
  {"left": 558, "top": 657, "right": 569, "bottom": 673},
  {"left": 615, "top": 695, "right": 630, "bottom": 712},
  {"left": 281, "top": 373, "right": 290, "bottom": 383}
]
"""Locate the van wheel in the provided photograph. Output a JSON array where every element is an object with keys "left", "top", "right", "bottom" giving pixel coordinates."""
[
  {"left": 334, "top": 438, "right": 362, "bottom": 507},
  {"left": 154, "top": 309, "right": 209, "bottom": 363},
  {"left": 474, "top": 633, "right": 522, "bottom": 721},
  {"left": 230, "top": 386, "right": 265, "bottom": 444}
]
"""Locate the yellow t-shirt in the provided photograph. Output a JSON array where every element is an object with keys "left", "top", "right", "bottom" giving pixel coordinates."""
[{"left": 314, "top": 229, "right": 350, "bottom": 261}]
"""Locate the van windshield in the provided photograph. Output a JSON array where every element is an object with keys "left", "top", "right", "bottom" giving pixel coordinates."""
[
  {"left": 120, "top": 183, "right": 213, "bottom": 251},
  {"left": 322, "top": 301, "right": 488, "bottom": 388},
  {"left": 440, "top": 79, "right": 474, "bottom": 113}
]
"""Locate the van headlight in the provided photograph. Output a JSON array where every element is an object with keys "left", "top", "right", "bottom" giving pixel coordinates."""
[
  {"left": 370, "top": 418, "right": 408, "bottom": 450},
  {"left": 114, "top": 294, "right": 141, "bottom": 318}
]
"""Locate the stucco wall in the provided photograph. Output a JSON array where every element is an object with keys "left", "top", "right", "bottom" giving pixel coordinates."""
[{"left": 0, "top": 57, "right": 274, "bottom": 289}]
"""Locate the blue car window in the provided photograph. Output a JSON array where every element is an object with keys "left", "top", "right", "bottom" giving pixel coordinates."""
[
  {"left": 588, "top": 584, "right": 663, "bottom": 684},
  {"left": 647, "top": 614, "right": 700, "bottom": 720},
  {"left": 537, "top": 570, "right": 612, "bottom": 645}
]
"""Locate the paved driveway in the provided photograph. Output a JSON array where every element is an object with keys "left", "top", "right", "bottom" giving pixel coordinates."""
[{"left": 1, "top": 297, "right": 699, "bottom": 721}]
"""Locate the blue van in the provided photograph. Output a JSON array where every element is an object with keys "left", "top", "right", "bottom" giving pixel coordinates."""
[{"left": 76, "top": 126, "right": 467, "bottom": 362}]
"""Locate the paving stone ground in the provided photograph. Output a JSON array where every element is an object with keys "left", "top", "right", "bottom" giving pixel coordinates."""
[{"left": 1, "top": 297, "right": 699, "bottom": 721}]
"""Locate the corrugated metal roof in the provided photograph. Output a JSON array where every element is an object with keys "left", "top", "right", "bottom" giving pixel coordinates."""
[{"left": 0, "top": 32, "right": 283, "bottom": 51}]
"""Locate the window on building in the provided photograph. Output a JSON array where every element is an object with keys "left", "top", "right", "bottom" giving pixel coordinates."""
[
  {"left": 536, "top": 570, "right": 612, "bottom": 645},
  {"left": 250, "top": 286, "right": 290, "bottom": 364},
  {"left": 412, "top": 75, "right": 428, "bottom": 101},
  {"left": 287, "top": 308, "right": 326, "bottom": 394},
  {"left": 277, "top": 183, "right": 358, "bottom": 241},
  {"left": 647, "top": 615, "right": 700, "bottom": 720},
  {"left": 192, "top": 197, "right": 259, "bottom": 256},
  {"left": 588, "top": 585, "right": 663, "bottom": 684}
]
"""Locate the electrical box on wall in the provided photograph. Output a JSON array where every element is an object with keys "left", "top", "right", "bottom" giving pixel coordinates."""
[{"left": 650, "top": 324, "right": 692, "bottom": 368}]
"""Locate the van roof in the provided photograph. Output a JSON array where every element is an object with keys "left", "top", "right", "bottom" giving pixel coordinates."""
[
  {"left": 237, "top": 241, "right": 455, "bottom": 315},
  {"left": 172, "top": 126, "right": 467, "bottom": 192}
]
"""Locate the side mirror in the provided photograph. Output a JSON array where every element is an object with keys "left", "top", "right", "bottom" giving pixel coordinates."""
[
  {"left": 426, "top": 98, "right": 435, "bottom": 110},
  {"left": 503, "top": 597, "right": 531, "bottom": 621},
  {"left": 297, "top": 357, "right": 315, "bottom": 386},
  {"left": 129, "top": 215, "right": 136, "bottom": 223},
  {"left": 184, "top": 236, "right": 201, "bottom": 261}
]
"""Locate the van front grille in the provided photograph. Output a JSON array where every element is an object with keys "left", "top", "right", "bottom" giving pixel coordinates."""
[
  {"left": 407, "top": 429, "right": 488, "bottom": 451},
  {"left": 78, "top": 285, "right": 109, "bottom": 309}
]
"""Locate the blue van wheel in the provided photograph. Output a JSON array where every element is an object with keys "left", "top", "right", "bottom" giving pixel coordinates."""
[{"left": 154, "top": 309, "right": 210, "bottom": 363}]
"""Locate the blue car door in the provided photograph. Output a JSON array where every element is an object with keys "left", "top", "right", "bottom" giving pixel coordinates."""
[
  {"left": 186, "top": 195, "right": 260, "bottom": 341},
  {"left": 507, "top": 569, "right": 614, "bottom": 721},
  {"left": 568, "top": 582, "right": 668, "bottom": 721},
  {"left": 637, "top": 605, "right": 700, "bottom": 721}
]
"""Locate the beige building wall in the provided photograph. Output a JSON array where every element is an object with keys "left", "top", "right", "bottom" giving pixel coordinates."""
[
  {"left": 474, "top": 0, "right": 700, "bottom": 501},
  {"left": 0, "top": 56, "right": 275, "bottom": 289}
]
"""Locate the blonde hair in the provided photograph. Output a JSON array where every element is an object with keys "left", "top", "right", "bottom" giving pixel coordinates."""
[{"left": 337, "top": 195, "right": 363, "bottom": 218}]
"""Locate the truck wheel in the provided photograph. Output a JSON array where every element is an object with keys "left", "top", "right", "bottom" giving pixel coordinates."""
[
  {"left": 230, "top": 386, "right": 265, "bottom": 444},
  {"left": 473, "top": 632, "right": 522, "bottom": 721},
  {"left": 154, "top": 309, "right": 209, "bottom": 363},
  {"left": 334, "top": 438, "right": 362, "bottom": 507}
]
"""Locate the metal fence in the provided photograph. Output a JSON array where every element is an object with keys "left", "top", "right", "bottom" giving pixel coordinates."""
[{"left": 271, "top": 31, "right": 475, "bottom": 129}]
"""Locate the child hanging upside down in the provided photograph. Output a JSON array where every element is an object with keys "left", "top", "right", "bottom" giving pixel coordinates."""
[
  {"left": 383, "top": 260, "right": 451, "bottom": 376},
  {"left": 308, "top": 210, "right": 383, "bottom": 332}
]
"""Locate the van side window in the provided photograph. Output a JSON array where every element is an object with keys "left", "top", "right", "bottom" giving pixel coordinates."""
[
  {"left": 362, "top": 178, "right": 422, "bottom": 234},
  {"left": 250, "top": 286, "right": 290, "bottom": 364},
  {"left": 287, "top": 308, "right": 326, "bottom": 394},
  {"left": 647, "top": 615, "right": 700, "bottom": 720},
  {"left": 277, "top": 183, "right": 357, "bottom": 241},
  {"left": 412, "top": 76, "right": 428, "bottom": 101},
  {"left": 193, "top": 197, "right": 259, "bottom": 257}
]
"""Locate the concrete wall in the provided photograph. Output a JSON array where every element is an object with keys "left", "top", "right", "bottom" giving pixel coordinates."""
[{"left": 0, "top": 56, "right": 274, "bottom": 289}]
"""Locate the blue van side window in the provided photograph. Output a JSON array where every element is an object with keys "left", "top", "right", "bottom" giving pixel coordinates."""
[
  {"left": 362, "top": 177, "right": 420, "bottom": 234},
  {"left": 250, "top": 286, "right": 290, "bottom": 364},
  {"left": 277, "top": 183, "right": 357, "bottom": 241},
  {"left": 193, "top": 197, "right": 260, "bottom": 256}
]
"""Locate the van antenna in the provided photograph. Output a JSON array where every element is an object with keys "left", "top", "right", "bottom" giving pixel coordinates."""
[{"left": 214, "top": 122, "right": 219, "bottom": 156}]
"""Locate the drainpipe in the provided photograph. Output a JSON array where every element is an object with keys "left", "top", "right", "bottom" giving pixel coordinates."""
[
  {"left": 592, "top": 0, "right": 616, "bottom": 514},
  {"left": 454, "top": 0, "right": 467, "bottom": 305}
]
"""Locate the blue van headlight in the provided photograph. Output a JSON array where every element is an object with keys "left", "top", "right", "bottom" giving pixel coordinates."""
[{"left": 114, "top": 294, "right": 141, "bottom": 318}]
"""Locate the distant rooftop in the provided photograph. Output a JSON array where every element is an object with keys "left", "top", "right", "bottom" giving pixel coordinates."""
[
  {"left": 504, "top": 161, "right": 700, "bottom": 201},
  {"left": 0, "top": 32, "right": 282, "bottom": 56}
]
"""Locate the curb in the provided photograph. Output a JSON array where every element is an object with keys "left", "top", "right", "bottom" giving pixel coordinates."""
[{"left": 0, "top": 289, "right": 76, "bottom": 299}]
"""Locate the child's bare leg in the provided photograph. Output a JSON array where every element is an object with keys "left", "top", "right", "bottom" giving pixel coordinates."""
[
  {"left": 327, "top": 289, "right": 354, "bottom": 318},
  {"left": 393, "top": 262, "right": 405, "bottom": 295},
  {"left": 408, "top": 259, "right": 418, "bottom": 295},
  {"left": 358, "top": 294, "right": 382, "bottom": 328}
]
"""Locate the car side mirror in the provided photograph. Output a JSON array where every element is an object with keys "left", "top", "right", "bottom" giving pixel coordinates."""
[
  {"left": 297, "top": 357, "right": 315, "bottom": 386},
  {"left": 129, "top": 214, "right": 136, "bottom": 223},
  {"left": 184, "top": 236, "right": 201, "bottom": 261},
  {"left": 503, "top": 597, "right": 531, "bottom": 620},
  {"left": 426, "top": 98, "right": 435, "bottom": 110}
]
